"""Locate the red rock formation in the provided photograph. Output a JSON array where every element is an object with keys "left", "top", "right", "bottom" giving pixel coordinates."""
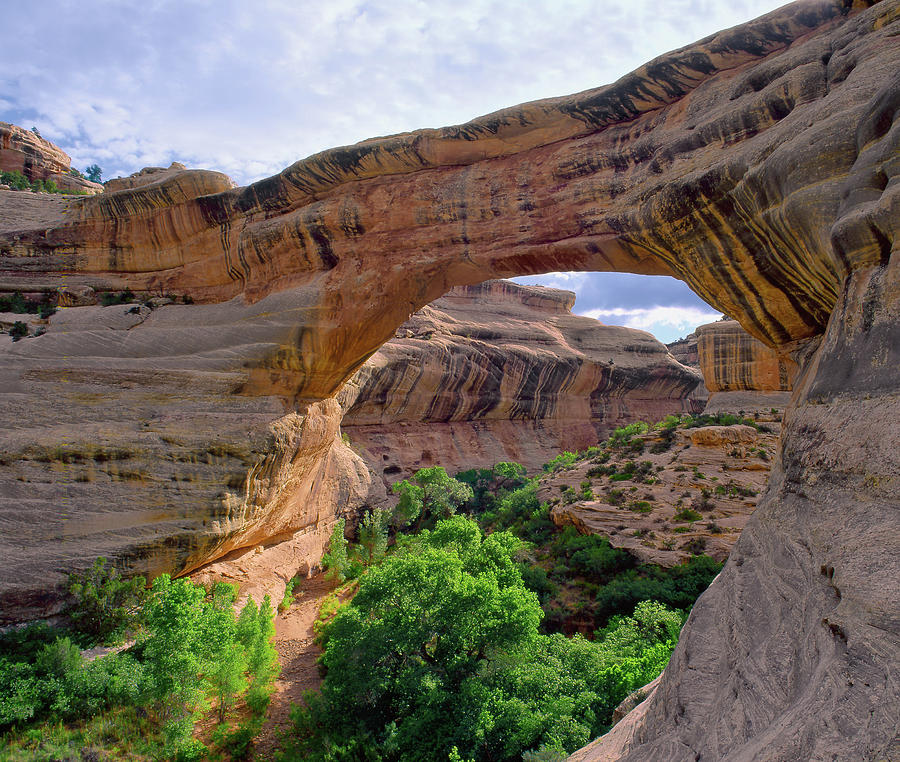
[
  {"left": 666, "top": 333, "right": 699, "bottom": 368},
  {"left": 342, "top": 280, "right": 703, "bottom": 478},
  {"left": 0, "top": 122, "right": 103, "bottom": 194},
  {"left": 0, "top": 1, "right": 897, "bottom": 758},
  {"left": 697, "top": 319, "right": 798, "bottom": 392}
]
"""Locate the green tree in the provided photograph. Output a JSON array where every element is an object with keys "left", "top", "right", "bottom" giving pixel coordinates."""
[
  {"left": 289, "top": 517, "right": 545, "bottom": 760},
  {"left": 358, "top": 507, "right": 390, "bottom": 566},
  {"left": 492, "top": 461, "right": 527, "bottom": 489},
  {"left": 321, "top": 517, "right": 350, "bottom": 581},
  {"left": 85, "top": 164, "right": 102, "bottom": 183},
  {"left": 201, "top": 583, "right": 248, "bottom": 721},
  {"left": 391, "top": 466, "right": 474, "bottom": 528},
  {"left": 67, "top": 557, "right": 147, "bottom": 642},
  {"left": 142, "top": 575, "right": 207, "bottom": 718}
]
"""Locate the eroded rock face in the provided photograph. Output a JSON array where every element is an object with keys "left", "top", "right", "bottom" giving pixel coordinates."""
[
  {"left": 697, "top": 319, "right": 798, "bottom": 393},
  {"left": 666, "top": 333, "right": 699, "bottom": 368},
  {"left": 0, "top": 296, "right": 372, "bottom": 624},
  {"left": 0, "top": 1, "right": 897, "bottom": 757},
  {"left": 342, "top": 280, "right": 703, "bottom": 478},
  {"left": 0, "top": 122, "right": 103, "bottom": 195}
]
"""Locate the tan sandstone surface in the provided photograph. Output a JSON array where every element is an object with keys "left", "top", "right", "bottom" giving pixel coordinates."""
[
  {"left": 0, "top": 0, "right": 898, "bottom": 759},
  {"left": 548, "top": 419, "right": 780, "bottom": 567},
  {"left": 342, "top": 280, "right": 703, "bottom": 479}
]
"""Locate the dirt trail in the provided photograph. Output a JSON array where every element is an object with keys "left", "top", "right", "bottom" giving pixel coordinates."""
[{"left": 253, "top": 573, "right": 340, "bottom": 759}]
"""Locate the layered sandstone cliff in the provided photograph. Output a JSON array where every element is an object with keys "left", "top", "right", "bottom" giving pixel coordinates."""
[
  {"left": 0, "top": 122, "right": 103, "bottom": 195},
  {"left": 0, "top": 0, "right": 897, "bottom": 758},
  {"left": 696, "top": 318, "right": 797, "bottom": 415},
  {"left": 665, "top": 333, "right": 699, "bottom": 368},
  {"left": 342, "top": 280, "right": 703, "bottom": 478}
]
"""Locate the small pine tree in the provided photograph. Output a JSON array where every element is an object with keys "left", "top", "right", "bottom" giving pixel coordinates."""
[{"left": 85, "top": 164, "right": 102, "bottom": 183}]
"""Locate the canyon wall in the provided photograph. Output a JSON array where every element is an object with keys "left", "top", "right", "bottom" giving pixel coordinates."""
[
  {"left": 342, "top": 280, "right": 702, "bottom": 479},
  {"left": 0, "top": 0, "right": 897, "bottom": 758},
  {"left": 0, "top": 122, "right": 103, "bottom": 194},
  {"left": 696, "top": 318, "right": 797, "bottom": 415}
]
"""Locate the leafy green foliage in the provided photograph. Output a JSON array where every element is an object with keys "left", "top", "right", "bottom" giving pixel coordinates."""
[
  {"left": 85, "top": 164, "right": 103, "bottom": 183},
  {"left": 2, "top": 568, "right": 280, "bottom": 760},
  {"left": 67, "top": 557, "right": 147, "bottom": 643},
  {"left": 391, "top": 466, "right": 474, "bottom": 528},
  {"left": 321, "top": 517, "right": 351, "bottom": 581},
  {"left": 285, "top": 517, "right": 687, "bottom": 761},
  {"left": 0, "top": 170, "right": 79, "bottom": 194},
  {"left": 543, "top": 451, "right": 578, "bottom": 473},
  {"left": 279, "top": 575, "right": 302, "bottom": 613},
  {"left": 549, "top": 527, "right": 633, "bottom": 581},
  {"left": 358, "top": 507, "right": 390, "bottom": 566},
  {"left": 589, "top": 555, "right": 722, "bottom": 625}
]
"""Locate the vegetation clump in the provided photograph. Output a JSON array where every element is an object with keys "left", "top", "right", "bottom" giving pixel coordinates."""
[
  {"left": 285, "top": 516, "right": 685, "bottom": 761},
  {"left": 0, "top": 562, "right": 280, "bottom": 760}
]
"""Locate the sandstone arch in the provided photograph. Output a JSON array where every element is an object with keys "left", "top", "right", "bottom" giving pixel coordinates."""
[{"left": 0, "top": 0, "right": 897, "bottom": 758}]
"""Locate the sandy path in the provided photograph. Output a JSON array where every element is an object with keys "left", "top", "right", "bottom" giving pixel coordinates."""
[{"left": 253, "top": 573, "right": 341, "bottom": 759}]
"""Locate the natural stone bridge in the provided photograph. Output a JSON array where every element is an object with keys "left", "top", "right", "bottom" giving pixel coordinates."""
[{"left": 0, "top": 0, "right": 897, "bottom": 759}]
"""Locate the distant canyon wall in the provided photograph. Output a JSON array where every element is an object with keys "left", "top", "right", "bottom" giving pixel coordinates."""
[
  {"left": 0, "top": 122, "right": 104, "bottom": 194},
  {"left": 342, "top": 280, "right": 703, "bottom": 479}
]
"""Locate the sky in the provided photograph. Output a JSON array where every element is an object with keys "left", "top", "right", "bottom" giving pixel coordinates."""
[{"left": 0, "top": 0, "right": 788, "bottom": 342}]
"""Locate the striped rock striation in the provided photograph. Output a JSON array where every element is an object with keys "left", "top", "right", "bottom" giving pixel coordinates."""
[
  {"left": 341, "top": 280, "right": 703, "bottom": 479},
  {"left": 0, "top": 122, "right": 103, "bottom": 195},
  {"left": 696, "top": 318, "right": 798, "bottom": 414},
  {"left": 697, "top": 318, "right": 798, "bottom": 391},
  {"left": 0, "top": 0, "right": 898, "bottom": 758}
]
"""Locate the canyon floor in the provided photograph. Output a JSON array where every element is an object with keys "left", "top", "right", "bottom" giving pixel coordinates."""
[{"left": 254, "top": 574, "right": 346, "bottom": 761}]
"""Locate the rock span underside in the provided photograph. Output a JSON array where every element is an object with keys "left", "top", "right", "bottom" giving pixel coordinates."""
[
  {"left": 0, "top": 0, "right": 898, "bottom": 759},
  {"left": 342, "top": 280, "right": 702, "bottom": 480}
]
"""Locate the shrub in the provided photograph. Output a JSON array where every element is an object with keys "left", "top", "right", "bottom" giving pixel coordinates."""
[
  {"left": 673, "top": 508, "right": 702, "bottom": 523},
  {"left": 682, "top": 537, "right": 708, "bottom": 555},
  {"left": 9, "top": 321, "right": 28, "bottom": 341},
  {"left": 67, "top": 557, "right": 147, "bottom": 643},
  {"left": 544, "top": 451, "right": 578, "bottom": 473}
]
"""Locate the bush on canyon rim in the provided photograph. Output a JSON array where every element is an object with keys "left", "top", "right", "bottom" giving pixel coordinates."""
[{"left": 284, "top": 516, "right": 683, "bottom": 762}]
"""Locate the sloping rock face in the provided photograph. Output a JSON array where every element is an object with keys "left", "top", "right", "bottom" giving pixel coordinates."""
[
  {"left": 666, "top": 333, "right": 699, "bottom": 368},
  {"left": 342, "top": 280, "right": 703, "bottom": 478},
  {"left": 0, "top": 1, "right": 898, "bottom": 757},
  {"left": 0, "top": 122, "right": 103, "bottom": 194},
  {"left": 697, "top": 319, "right": 798, "bottom": 392},
  {"left": 0, "top": 298, "right": 372, "bottom": 624},
  {"left": 548, "top": 420, "right": 779, "bottom": 567}
]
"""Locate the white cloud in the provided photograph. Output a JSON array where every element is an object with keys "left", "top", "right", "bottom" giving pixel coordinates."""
[
  {"left": 581, "top": 306, "right": 723, "bottom": 343},
  {"left": 1, "top": 0, "right": 787, "bottom": 184}
]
